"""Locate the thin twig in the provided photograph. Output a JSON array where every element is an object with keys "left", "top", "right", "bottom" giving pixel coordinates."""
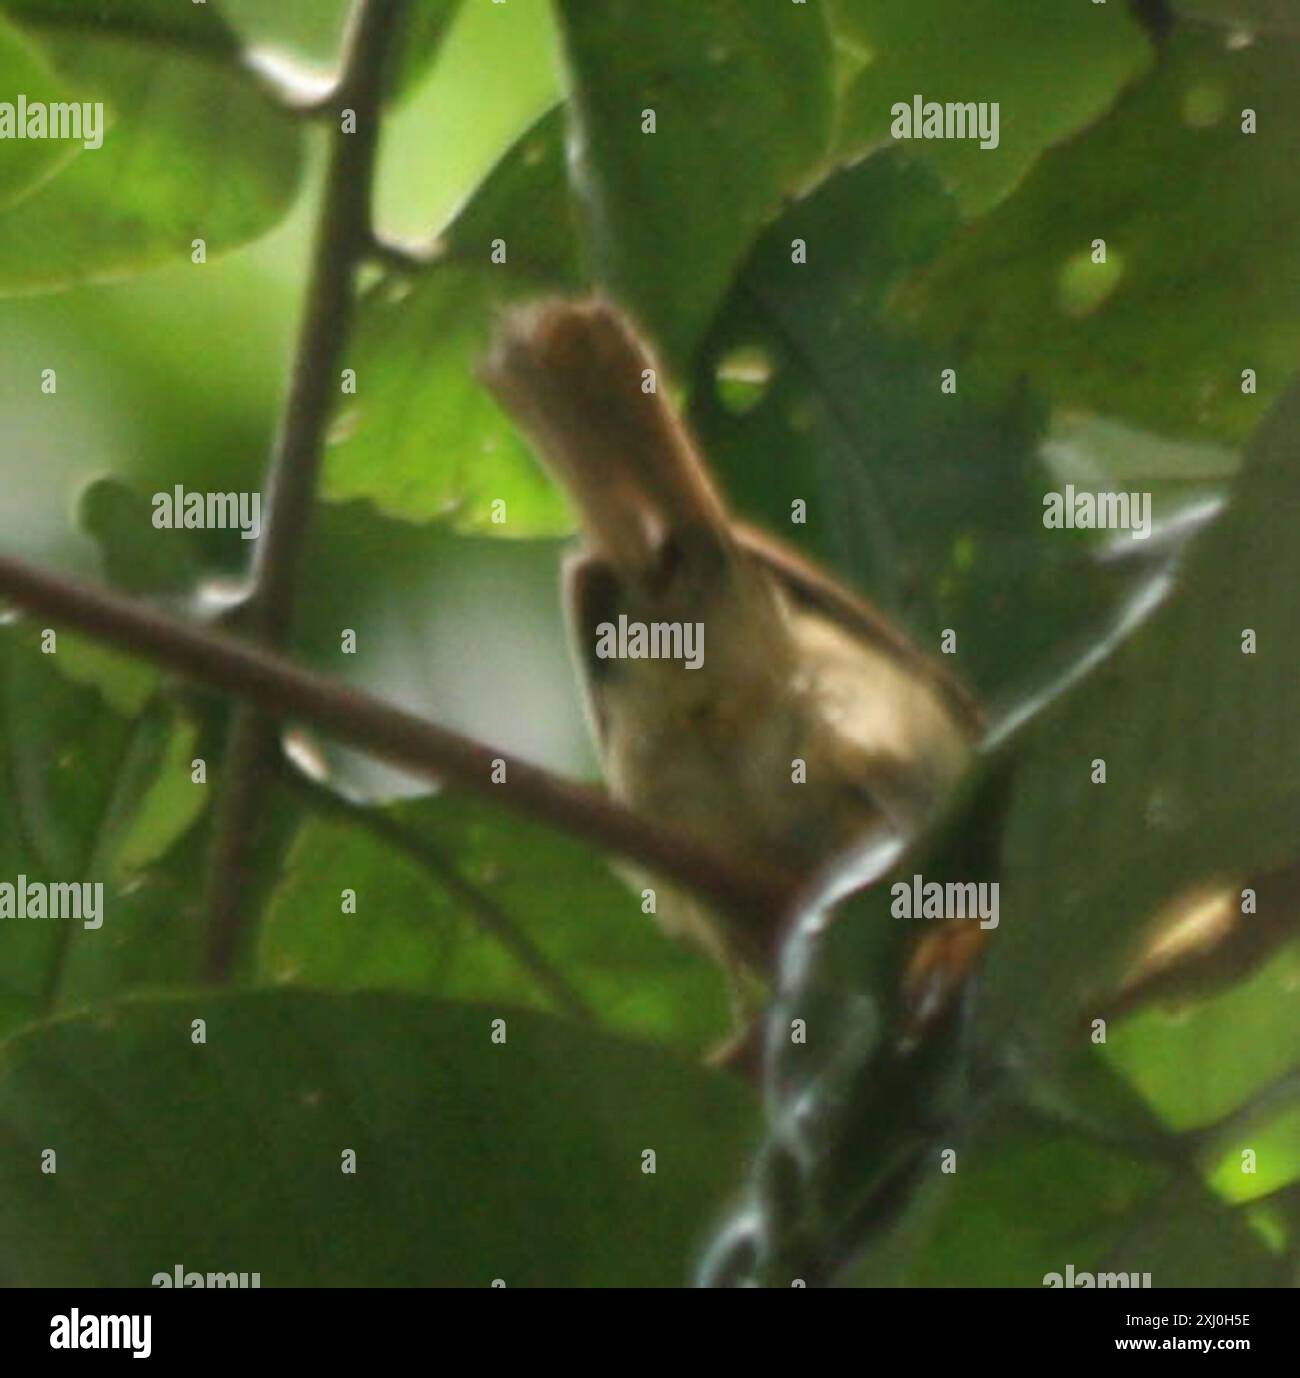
[
  {"left": 283, "top": 768, "right": 596, "bottom": 1023},
  {"left": 203, "top": 0, "right": 405, "bottom": 983},
  {"left": 0, "top": 556, "right": 798, "bottom": 941}
]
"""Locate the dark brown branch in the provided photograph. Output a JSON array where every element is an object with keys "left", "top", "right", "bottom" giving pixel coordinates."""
[
  {"left": 252, "top": 1, "right": 400, "bottom": 643},
  {"left": 283, "top": 768, "right": 597, "bottom": 1023},
  {"left": 0, "top": 555, "right": 798, "bottom": 938},
  {"left": 203, "top": 0, "right": 404, "bottom": 983}
]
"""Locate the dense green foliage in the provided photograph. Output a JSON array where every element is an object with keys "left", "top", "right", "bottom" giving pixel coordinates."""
[{"left": 0, "top": 0, "right": 1295, "bottom": 1286}]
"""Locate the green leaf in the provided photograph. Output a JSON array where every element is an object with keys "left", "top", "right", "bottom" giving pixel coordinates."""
[
  {"left": 0, "top": 0, "right": 241, "bottom": 59},
  {"left": 0, "top": 0, "right": 305, "bottom": 293},
  {"left": 219, "top": 0, "right": 351, "bottom": 70},
  {"left": 324, "top": 108, "right": 580, "bottom": 533},
  {"left": 44, "top": 474, "right": 229, "bottom": 714},
  {"left": 703, "top": 760, "right": 1012, "bottom": 1286},
  {"left": 984, "top": 376, "right": 1300, "bottom": 1044},
  {"left": 77, "top": 475, "right": 206, "bottom": 600},
  {"left": 895, "top": 25, "right": 1300, "bottom": 442},
  {"left": 324, "top": 267, "right": 571, "bottom": 533},
  {"left": 0, "top": 627, "right": 206, "bottom": 1035},
  {"left": 387, "top": 0, "right": 464, "bottom": 101},
  {"left": 1201, "top": 1092, "right": 1300, "bottom": 1202},
  {"left": 222, "top": 0, "right": 465, "bottom": 103},
  {"left": 1102, "top": 942, "right": 1300, "bottom": 1132},
  {"left": 53, "top": 817, "right": 208, "bottom": 1012},
  {"left": 374, "top": 1, "right": 562, "bottom": 241},
  {"left": 99, "top": 712, "right": 206, "bottom": 885},
  {"left": 0, "top": 15, "right": 83, "bottom": 210},
  {"left": 49, "top": 632, "right": 160, "bottom": 717},
  {"left": 1173, "top": 0, "right": 1300, "bottom": 33},
  {"left": 905, "top": 1105, "right": 1285, "bottom": 1286},
  {"left": 688, "top": 150, "right": 1146, "bottom": 706},
  {"left": 0, "top": 630, "right": 119, "bottom": 1035},
  {"left": 0, "top": 990, "right": 758, "bottom": 1285},
  {"left": 258, "top": 794, "right": 729, "bottom": 1051},
  {"left": 553, "top": 0, "right": 835, "bottom": 363},
  {"left": 724, "top": 813, "right": 1287, "bottom": 1287},
  {"left": 828, "top": 0, "right": 1151, "bottom": 215}
]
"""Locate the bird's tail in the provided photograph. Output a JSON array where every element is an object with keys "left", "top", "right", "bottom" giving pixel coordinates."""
[{"left": 481, "top": 299, "right": 731, "bottom": 574}]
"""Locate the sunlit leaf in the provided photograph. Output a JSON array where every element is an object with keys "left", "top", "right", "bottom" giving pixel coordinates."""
[{"left": 0, "top": 0, "right": 305, "bottom": 293}]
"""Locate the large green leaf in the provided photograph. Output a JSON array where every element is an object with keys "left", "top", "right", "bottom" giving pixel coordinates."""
[
  {"left": 553, "top": 0, "right": 835, "bottom": 364},
  {"left": 828, "top": 0, "right": 1151, "bottom": 214},
  {"left": 220, "top": 0, "right": 351, "bottom": 68},
  {"left": 323, "top": 108, "right": 579, "bottom": 532},
  {"left": 896, "top": 25, "right": 1300, "bottom": 442},
  {"left": 688, "top": 150, "right": 1151, "bottom": 707},
  {"left": 984, "top": 377, "right": 1300, "bottom": 1043},
  {"left": 904, "top": 1105, "right": 1285, "bottom": 1286},
  {"left": 699, "top": 761, "right": 1010, "bottom": 1287},
  {"left": 0, "top": 990, "right": 758, "bottom": 1285},
  {"left": 707, "top": 712, "right": 1292, "bottom": 1285},
  {"left": 0, "top": 628, "right": 126, "bottom": 1036},
  {"left": 1174, "top": 0, "right": 1300, "bottom": 32},
  {"left": 839, "top": 1047, "right": 1289, "bottom": 1284},
  {"left": 0, "top": 15, "right": 83, "bottom": 210},
  {"left": 0, "top": 0, "right": 242, "bottom": 58},
  {"left": 322, "top": 266, "right": 572, "bottom": 533},
  {"left": 1102, "top": 941, "right": 1300, "bottom": 1132},
  {"left": 0, "top": 626, "right": 207, "bottom": 1036},
  {"left": 374, "top": 0, "right": 562, "bottom": 240},
  {"left": 222, "top": 0, "right": 465, "bottom": 102},
  {"left": 1197, "top": 1079, "right": 1300, "bottom": 1203},
  {"left": 0, "top": 0, "right": 305, "bottom": 293},
  {"left": 77, "top": 475, "right": 208, "bottom": 602},
  {"left": 388, "top": 0, "right": 477, "bottom": 105},
  {"left": 258, "top": 795, "right": 729, "bottom": 1051}
]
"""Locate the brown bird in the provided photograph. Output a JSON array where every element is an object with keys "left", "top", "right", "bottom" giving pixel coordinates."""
[{"left": 483, "top": 299, "right": 982, "bottom": 1004}]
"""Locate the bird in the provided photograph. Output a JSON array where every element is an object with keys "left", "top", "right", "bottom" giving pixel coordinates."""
[{"left": 482, "top": 298, "right": 983, "bottom": 1004}]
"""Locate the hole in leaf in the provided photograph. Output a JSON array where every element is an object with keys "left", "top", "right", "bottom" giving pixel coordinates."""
[
  {"left": 1057, "top": 249, "right": 1124, "bottom": 318},
  {"left": 714, "top": 344, "right": 774, "bottom": 415}
]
